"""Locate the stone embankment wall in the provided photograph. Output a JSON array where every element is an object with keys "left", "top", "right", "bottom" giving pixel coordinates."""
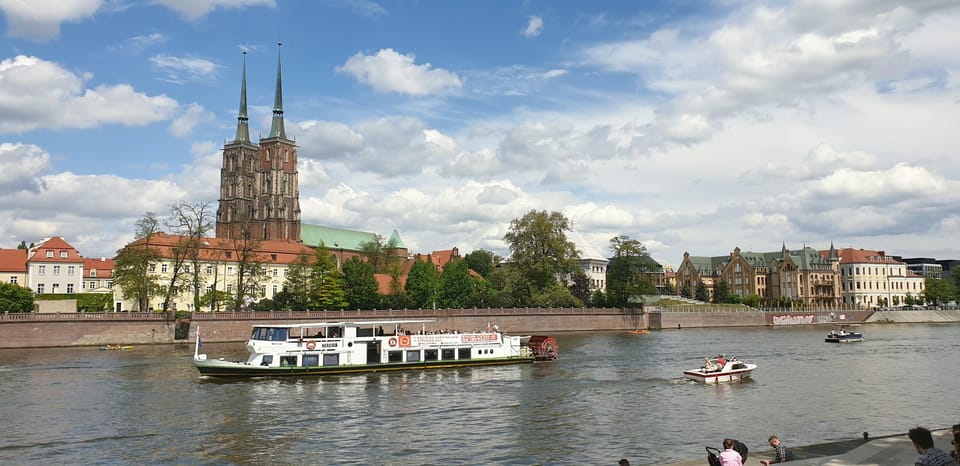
[{"left": 1, "top": 308, "right": 957, "bottom": 348}]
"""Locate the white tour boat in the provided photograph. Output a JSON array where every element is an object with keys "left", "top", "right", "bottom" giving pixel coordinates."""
[
  {"left": 682, "top": 356, "right": 757, "bottom": 384},
  {"left": 825, "top": 325, "right": 863, "bottom": 343},
  {"left": 193, "top": 319, "right": 558, "bottom": 378}
]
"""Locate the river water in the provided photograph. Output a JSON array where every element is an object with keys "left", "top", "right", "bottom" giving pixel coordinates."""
[{"left": 0, "top": 323, "right": 956, "bottom": 465}]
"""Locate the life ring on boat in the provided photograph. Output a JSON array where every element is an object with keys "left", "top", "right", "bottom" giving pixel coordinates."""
[
  {"left": 398, "top": 335, "right": 411, "bottom": 347},
  {"left": 306, "top": 341, "right": 316, "bottom": 350},
  {"left": 388, "top": 337, "right": 397, "bottom": 347}
]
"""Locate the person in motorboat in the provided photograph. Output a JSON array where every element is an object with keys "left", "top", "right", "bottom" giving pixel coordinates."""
[
  {"left": 716, "top": 354, "right": 727, "bottom": 368},
  {"left": 703, "top": 357, "right": 718, "bottom": 372}
]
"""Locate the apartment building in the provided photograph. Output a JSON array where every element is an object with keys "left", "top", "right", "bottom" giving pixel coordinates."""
[
  {"left": 834, "top": 248, "right": 924, "bottom": 308},
  {"left": 26, "top": 237, "right": 85, "bottom": 295}
]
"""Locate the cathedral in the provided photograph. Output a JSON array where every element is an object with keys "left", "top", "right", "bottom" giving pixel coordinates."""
[{"left": 216, "top": 46, "right": 301, "bottom": 242}]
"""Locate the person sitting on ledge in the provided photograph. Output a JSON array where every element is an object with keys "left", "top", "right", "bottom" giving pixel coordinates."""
[
  {"left": 909, "top": 426, "right": 958, "bottom": 466},
  {"left": 703, "top": 357, "right": 717, "bottom": 372}
]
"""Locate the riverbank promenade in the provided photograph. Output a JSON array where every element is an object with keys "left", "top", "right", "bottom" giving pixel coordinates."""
[{"left": 665, "top": 428, "right": 955, "bottom": 466}]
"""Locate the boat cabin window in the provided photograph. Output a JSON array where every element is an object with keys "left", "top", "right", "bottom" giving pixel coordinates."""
[
  {"left": 260, "top": 355, "right": 274, "bottom": 366},
  {"left": 280, "top": 356, "right": 297, "bottom": 366},
  {"left": 441, "top": 349, "right": 456, "bottom": 360},
  {"left": 406, "top": 350, "right": 420, "bottom": 362},
  {"left": 457, "top": 348, "right": 471, "bottom": 360},
  {"left": 251, "top": 327, "right": 289, "bottom": 341},
  {"left": 424, "top": 349, "right": 438, "bottom": 361},
  {"left": 387, "top": 351, "right": 403, "bottom": 363},
  {"left": 303, "top": 354, "right": 319, "bottom": 366},
  {"left": 356, "top": 327, "right": 374, "bottom": 337}
]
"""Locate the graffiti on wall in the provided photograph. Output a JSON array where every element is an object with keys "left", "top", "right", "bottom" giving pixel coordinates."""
[{"left": 772, "top": 314, "right": 815, "bottom": 325}]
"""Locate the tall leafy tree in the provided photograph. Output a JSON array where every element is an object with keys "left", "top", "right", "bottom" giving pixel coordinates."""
[
  {"left": 358, "top": 234, "right": 401, "bottom": 274},
  {"left": 502, "top": 210, "right": 579, "bottom": 293},
  {"left": 486, "top": 266, "right": 529, "bottom": 308},
  {"left": 342, "top": 257, "right": 380, "bottom": 310},
  {"left": 438, "top": 260, "right": 474, "bottom": 308},
  {"left": 311, "top": 246, "right": 347, "bottom": 310},
  {"left": 0, "top": 282, "right": 34, "bottom": 312},
  {"left": 569, "top": 269, "right": 592, "bottom": 305},
  {"left": 695, "top": 280, "right": 709, "bottom": 302},
  {"left": 464, "top": 249, "right": 495, "bottom": 278},
  {"left": 406, "top": 259, "right": 440, "bottom": 309},
  {"left": 283, "top": 253, "right": 313, "bottom": 311},
  {"left": 113, "top": 212, "right": 162, "bottom": 311},
  {"left": 713, "top": 279, "right": 731, "bottom": 304},
  {"left": 606, "top": 235, "right": 655, "bottom": 308}
]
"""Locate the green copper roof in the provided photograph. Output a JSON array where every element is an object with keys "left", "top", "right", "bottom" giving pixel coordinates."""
[
  {"left": 300, "top": 224, "right": 406, "bottom": 251},
  {"left": 267, "top": 43, "right": 287, "bottom": 140},
  {"left": 234, "top": 51, "right": 250, "bottom": 143}
]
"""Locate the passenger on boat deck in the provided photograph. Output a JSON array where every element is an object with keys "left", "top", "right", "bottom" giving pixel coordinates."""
[
  {"left": 716, "top": 354, "right": 727, "bottom": 367},
  {"left": 703, "top": 358, "right": 717, "bottom": 372}
]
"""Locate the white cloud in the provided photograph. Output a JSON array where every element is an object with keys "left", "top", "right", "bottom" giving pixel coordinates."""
[
  {"left": 169, "top": 103, "right": 215, "bottom": 137},
  {"left": 522, "top": 15, "right": 543, "bottom": 38},
  {"left": 0, "top": 143, "right": 51, "bottom": 192},
  {"left": 150, "top": 54, "right": 222, "bottom": 83},
  {"left": 0, "top": 55, "right": 179, "bottom": 133},
  {"left": 108, "top": 32, "right": 166, "bottom": 54},
  {"left": 151, "top": 0, "right": 275, "bottom": 21},
  {"left": 0, "top": 0, "right": 102, "bottom": 42},
  {"left": 336, "top": 48, "right": 463, "bottom": 96}
]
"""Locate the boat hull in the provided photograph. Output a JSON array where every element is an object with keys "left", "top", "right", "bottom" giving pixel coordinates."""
[
  {"left": 825, "top": 335, "right": 863, "bottom": 343},
  {"left": 194, "top": 356, "right": 535, "bottom": 378},
  {"left": 683, "top": 368, "right": 755, "bottom": 384}
]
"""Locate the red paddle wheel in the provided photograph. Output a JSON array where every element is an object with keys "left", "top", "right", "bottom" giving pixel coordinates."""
[{"left": 527, "top": 335, "right": 559, "bottom": 360}]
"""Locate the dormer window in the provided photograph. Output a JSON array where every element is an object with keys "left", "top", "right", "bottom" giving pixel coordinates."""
[
  {"left": 60, "top": 251, "right": 68, "bottom": 258},
  {"left": 46, "top": 251, "right": 54, "bottom": 258},
  {"left": 90, "top": 269, "right": 97, "bottom": 277}
]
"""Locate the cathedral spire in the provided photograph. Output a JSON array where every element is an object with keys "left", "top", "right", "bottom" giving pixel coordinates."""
[
  {"left": 268, "top": 42, "right": 287, "bottom": 140},
  {"left": 234, "top": 51, "right": 250, "bottom": 143}
]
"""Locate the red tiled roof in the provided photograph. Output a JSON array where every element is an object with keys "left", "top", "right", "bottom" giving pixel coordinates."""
[
  {"left": 30, "top": 236, "right": 82, "bottom": 262},
  {"left": 124, "top": 231, "right": 316, "bottom": 265},
  {"left": 0, "top": 248, "right": 27, "bottom": 272},
  {"left": 83, "top": 257, "right": 116, "bottom": 278},
  {"left": 833, "top": 247, "right": 902, "bottom": 265}
]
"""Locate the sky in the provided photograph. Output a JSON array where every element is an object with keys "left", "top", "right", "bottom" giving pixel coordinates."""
[{"left": 1, "top": 0, "right": 959, "bottom": 268}]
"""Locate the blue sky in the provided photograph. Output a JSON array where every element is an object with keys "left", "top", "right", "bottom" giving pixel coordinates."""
[{"left": 1, "top": 0, "right": 959, "bottom": 267}]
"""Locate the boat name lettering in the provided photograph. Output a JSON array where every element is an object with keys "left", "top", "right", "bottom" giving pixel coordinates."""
[
  {"left": 322, "top": 342, "right": 338, "bottom": 348},
  {"left": 460, "top": 334, "right": 499, "bottom": 343}
]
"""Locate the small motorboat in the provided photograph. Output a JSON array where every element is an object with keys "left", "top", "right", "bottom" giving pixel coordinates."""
[
  {"left": 825, "top": 325, "right": 863, "bottom": 343},
  {"left": 628, "top": 329, "right": 649, "bottom": 335},
  {"left": 683, "top": 355, "right": 756, "bottom": 384}
]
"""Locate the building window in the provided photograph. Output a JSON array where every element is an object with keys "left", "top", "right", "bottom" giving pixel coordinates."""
[
  {"left": 206, "top": 265, "right": 214, "bottom": 274},
  {"left": 67, "top": 284, "right": 74, "bottom": 293},
  {"left": 161, "top": 264, "right": 168, "bottom": 273},
  {"left": 38, "top": 265, "right": 46, "bottom": 275},
  {"left": 53, "top": 265, "right": 61, "bottom": 276},
  {"left": 107, "top": 281, "right": 112, "bottom": 289},
  {"left": 273, "top": 268, "right": 279, "bottom": 277},
  {"left": 61, "top": 251, "right": 68, "bottom": 258},
  {"left": 90, "top": 269, "right": 97, "bottom": 277},
  {"left": 272, "top": 284, "right": 278, "bottom": 296},
  {"left": 149, "top": 264, "right": 156, "bottom": 272},
  {"left": 10, "top": 277, "right": 17, "bottom": 285},
  {"left": 68, "top": 266, "right": 75, "bottom": 276},
  {"left": 227, "top": 266, "right": 234, "bottom": 276},
  {"left": 37, "top": 284, "right": 44, "bottom": 294},
  {"left": 227, "top": 284, "right": 233, "bottom": 292},
  {"left": 46, "top": 251, "right": 54, "bottom": 258}
]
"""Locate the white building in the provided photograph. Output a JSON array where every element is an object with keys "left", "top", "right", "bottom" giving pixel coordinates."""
[
  {"left": 26, "top": 237, "right": 84, "bottom": 295},
  {"left": 836, "top": 248, "right": 925, "bottom": 308},
  {"left": 568, "top": 229, "right": 608, "bottom": 292}
]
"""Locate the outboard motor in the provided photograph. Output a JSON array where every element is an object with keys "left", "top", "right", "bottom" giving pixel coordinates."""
[{"left": 527, "top": 335, "right": 559, "bottom": 360}]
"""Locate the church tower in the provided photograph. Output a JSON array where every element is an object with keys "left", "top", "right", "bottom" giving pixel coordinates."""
[{"left": 216, "top": 45, "right": 301, "bottom": 242}]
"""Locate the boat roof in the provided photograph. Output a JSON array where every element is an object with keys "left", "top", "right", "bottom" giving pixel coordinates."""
[{"left": 252, "top": 319, "right": 436, "bottom": 329}]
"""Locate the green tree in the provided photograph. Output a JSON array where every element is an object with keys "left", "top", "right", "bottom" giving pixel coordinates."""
[
  {"left": 922, "top": 277, "right": 954, "bottom": 306},
  {"left": 680, "top": 283, "right": 691, "bottom": 299},
  {"left": 358, "top": 234, "right": 400, "bottom": 274},
  {"left": 438, "top": 260, "right": 475, "bottom": 308},
  {"left": 113, "top": 212, "right": 162, "bottom": 311},
  {"left": 695, "top": 280, "right": 709, "bottom": 302},
  {"left": 486, "top": 266, "right": 529, "bottom": 308},
  {"left": 531, "top": 281, "right": 584, "bottom": 307},
  {"left": 606, "top": 235, "right": 657, "bottom": 308},
  {"left": 569, "top": 269, "right": 592, "bottom": 306},
  {"left": 199, "top": 289, "right": 234, "bottom": 310},
  {"left": 342, "top": 257, "right": 380, "bottom": 309},
  {"left": 590, "top": 289, "right": 606, "bottom": 307},
  {"left": 406, "top": 260, "right": 440, "bottom": 309},
  {"left": 463, "top": 249, "right": 495, "bottom": 278},
  {"left": 227, "top": 216, "right": 265, "bottom": 311},
  {"left": 0, "top": 282, "right": 34, "bottom": 313},
  {"left": 502, "top": 210, "right": 579, "bottom": 293},
  {"left": 283, "top": 253, "right": 313, "bottom": 311},
  {"left": 311, "top": 246, "right": 347, "bottom": 310},
  {"left": 741, "top": 294, "right": 763, "bottom": 307},
  {"left": 713, "top": 279, "right": 731, "bottom": 304}
]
